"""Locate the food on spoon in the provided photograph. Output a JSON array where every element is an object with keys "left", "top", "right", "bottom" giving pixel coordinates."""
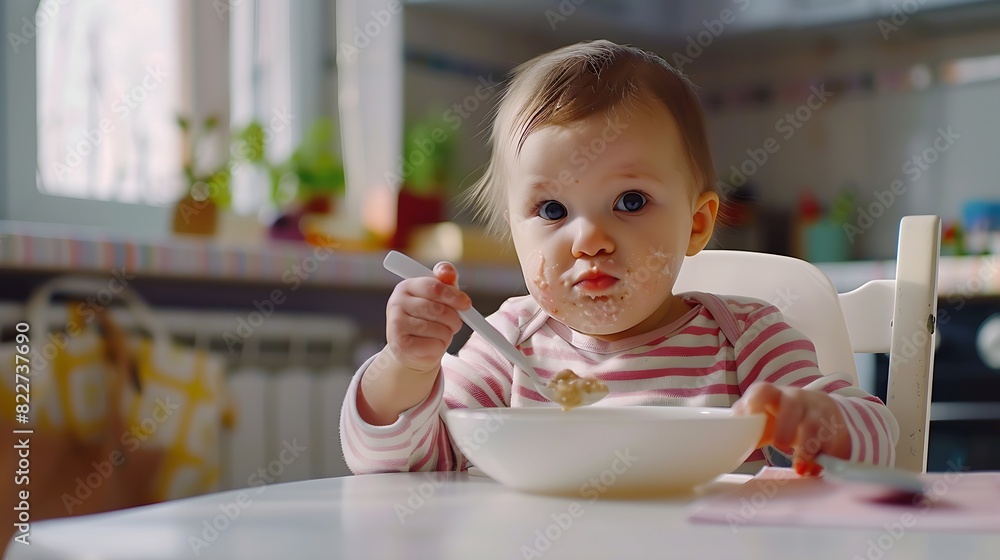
[{"left": 546, "top": 369, "right": 608, "bottom": 411}]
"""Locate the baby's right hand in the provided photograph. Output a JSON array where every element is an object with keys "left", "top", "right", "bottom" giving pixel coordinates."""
[{"left": 385, "top": 262, "right": 472, "bottom": 374}]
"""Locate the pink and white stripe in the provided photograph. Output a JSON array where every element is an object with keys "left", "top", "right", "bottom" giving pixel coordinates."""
[{"left": 341, "top": 293, "right": 899, "bottom": 475}]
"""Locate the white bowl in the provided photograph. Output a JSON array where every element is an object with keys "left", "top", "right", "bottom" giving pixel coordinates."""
[{"left": 444, "top": 406, "right": 765, "bottom": 497}]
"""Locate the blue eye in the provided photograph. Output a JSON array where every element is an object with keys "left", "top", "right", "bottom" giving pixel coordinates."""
[
  {"left": 615, "top": 191, "right": 647, "bottom": 212},
  {"left": 538, "top": 201, "right": 567, "bottom": 220}
]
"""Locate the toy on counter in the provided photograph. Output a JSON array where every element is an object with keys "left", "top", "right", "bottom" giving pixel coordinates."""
[
  {"left": 941, "top": 221, "right": 966, "bottom": 256},
  {"left": 962, "top": 200, "right": 1000, "bottom": 256},
  {"left": 794, "top": 188, "right": 854, "bottom": 263}
]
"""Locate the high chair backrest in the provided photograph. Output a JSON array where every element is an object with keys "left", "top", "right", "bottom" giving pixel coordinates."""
[{"left": 674, "top": 215, "right": 941, "bottom": 473}]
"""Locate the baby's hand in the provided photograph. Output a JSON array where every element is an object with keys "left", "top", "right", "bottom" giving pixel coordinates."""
[
  {"left": 732, "top": 383, "right": 851, "bottom": 476},
  {"left": 385, "top": 262, "right": 472, "bottom": 374}
]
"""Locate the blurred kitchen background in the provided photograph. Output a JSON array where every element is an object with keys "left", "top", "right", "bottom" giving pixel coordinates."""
[{"left": 2, "top": 0, "right": 1000, "bottom": 509}]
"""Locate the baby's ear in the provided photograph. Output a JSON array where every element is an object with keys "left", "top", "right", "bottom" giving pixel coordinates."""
[{"left": 686, "top": 191, "right": 719, "bottom": 256}]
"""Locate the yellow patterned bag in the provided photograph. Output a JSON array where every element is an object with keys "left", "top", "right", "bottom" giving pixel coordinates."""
[{"left": 1, "top": 276, "right": 231, "bottom": 530}]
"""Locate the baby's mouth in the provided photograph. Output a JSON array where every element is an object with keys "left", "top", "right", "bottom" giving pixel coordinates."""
[
  {"left": 574, "top": 275, "right": 619, "bottom": 293},
  {"left": 572, "top": 266, "right": 621, "bottom": 294}
]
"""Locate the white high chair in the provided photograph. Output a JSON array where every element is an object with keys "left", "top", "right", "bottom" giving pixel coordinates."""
[{"left": 674, "top": 215, "right": 941, "bottom": 473}]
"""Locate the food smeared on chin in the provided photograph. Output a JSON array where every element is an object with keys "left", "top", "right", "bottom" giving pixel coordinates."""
[{"left": 547, "top": 369, "right": 608, "bottom": 411}]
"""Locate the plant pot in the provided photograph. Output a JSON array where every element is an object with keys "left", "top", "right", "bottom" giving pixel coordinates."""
[
  {"left": 172, "top": 194, "right": 218, "bottom": 236},
  {"left": 391, "top": 188, "right": 444, "bottom": 250}
]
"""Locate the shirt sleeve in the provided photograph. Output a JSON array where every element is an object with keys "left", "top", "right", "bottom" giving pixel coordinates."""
[
  {"left": 339, "top": 312, "right": 517, "bottom": 475},
  {"left": 733, "top": 302, "right": 900, "bottom": 467}
]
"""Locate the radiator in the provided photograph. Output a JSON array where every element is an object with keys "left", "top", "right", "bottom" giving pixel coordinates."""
[
  {"left": 0, "top": 302, "right": 361, "bottom": 491},
  {"left": 161, "top": 309, "right": 360, "bottom": 490}
]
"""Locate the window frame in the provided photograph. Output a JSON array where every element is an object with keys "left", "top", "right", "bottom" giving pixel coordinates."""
[{"left": 1, "top": 0, "right": 228, "bottom": 236}]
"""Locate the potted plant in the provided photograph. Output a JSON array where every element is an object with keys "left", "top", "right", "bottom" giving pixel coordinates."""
[
  {"left": 391, "top": 113, "right": 454, "bottom": 249},
  {"left": 172, "top": 115, "right": 232, "bottom": 236},
  {"left": 238, "top": 117, "right": 346, "bottom": 241},
  {"left": 284, "top": 118, "right": 346, "bottom": 212}
]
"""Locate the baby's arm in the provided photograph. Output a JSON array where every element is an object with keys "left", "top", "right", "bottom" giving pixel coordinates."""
[
  {"left": 340, "top": 306, "right": 517, "bottom": 474},
  {"left": 340, "top": 354, "right": 450, "bottom": 473},
  {"left": 730, "top": 301, "right": 899, "bottom": 470}
]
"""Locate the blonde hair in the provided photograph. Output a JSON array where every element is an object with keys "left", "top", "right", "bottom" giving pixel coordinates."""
[{"left": 464, "top": 39, "right": 718, "bottom": 239}]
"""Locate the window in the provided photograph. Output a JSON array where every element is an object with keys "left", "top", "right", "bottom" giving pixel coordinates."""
[
  {"left": 36, "top": 0, "right": 184, "bottom": 206},
  {"left": 230, "top": 0, "right": 295, "bottom": 216},
  {"left": 1, "top": 0, "right": 334, "bottom": 234}
]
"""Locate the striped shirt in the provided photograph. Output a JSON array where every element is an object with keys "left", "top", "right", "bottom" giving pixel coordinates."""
[{"left": 340, "top": 292, "right": 899, "bottom": 475}]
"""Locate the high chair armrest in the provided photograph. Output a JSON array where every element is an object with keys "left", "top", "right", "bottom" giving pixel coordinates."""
[{"left": 839, "top": 279, "right": 895, "bottom": 353}]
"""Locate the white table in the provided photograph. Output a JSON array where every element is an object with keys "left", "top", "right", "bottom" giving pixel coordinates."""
[{"left": 5, "top": 471, "right": 998, "bottom": 560}]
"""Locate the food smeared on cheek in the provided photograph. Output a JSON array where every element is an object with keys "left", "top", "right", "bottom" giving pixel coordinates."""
[
  {"left": 527, "top": 251, "right": 565, "bottom": 317},
  {"left": 531, "top": 252, "right": 549, "bottom": 290}
]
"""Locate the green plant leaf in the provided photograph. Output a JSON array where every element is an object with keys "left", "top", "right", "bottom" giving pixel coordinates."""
[
  {"left": 287, "top": 118, "right": 345, "bottom": 200},
  {"left": 402, "top": 112, "right": 453, "bottom": 195},
  {"left": 236, "top": 121, "right": 267, "bottom": 163},
  {"left": 204, "top": 168, "right": 232, "bottom": 210}
]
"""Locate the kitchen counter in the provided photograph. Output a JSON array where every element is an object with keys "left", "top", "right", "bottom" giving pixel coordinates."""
[
  {"left": 0, "top": 221, "right": 526, "bottom": 296},
  {"left": 1, "top": 221, "right": 997, "bottom": 297},
  {"left": 0, "top": 221, "right": 523, "bottom": 338},
  {"left": 817, "top": 254, "right": 1000, "bottom": 297}
]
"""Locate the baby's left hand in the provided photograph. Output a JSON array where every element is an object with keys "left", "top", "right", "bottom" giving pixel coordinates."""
[{"left": 732, "top": 383, "right": 851, "bottom": 476}]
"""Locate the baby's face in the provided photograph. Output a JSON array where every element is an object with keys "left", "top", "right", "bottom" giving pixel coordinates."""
[{"left": 506, "top": 102, "right": 715, "bottom": 340}]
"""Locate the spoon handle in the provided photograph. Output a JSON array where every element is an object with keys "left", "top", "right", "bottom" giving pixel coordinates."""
[
  {"left": 814, "top": 454, "right": 925, "bottom": 495},
  {"left": 382, "top": 251, "right": 537, "bottom": 375}
]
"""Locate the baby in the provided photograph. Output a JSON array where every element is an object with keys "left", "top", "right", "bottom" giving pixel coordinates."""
[{"left": 341, "top": 40, "right": 898, "bottom": 476}]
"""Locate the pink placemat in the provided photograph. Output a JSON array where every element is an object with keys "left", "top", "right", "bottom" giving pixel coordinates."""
[{"left": 689, "top": 467, "right": 1000, "bottom": 532}]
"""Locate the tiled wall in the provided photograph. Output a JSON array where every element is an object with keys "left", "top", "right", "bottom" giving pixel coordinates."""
[
  {"left": 402, "top": 7, "right": 1000, "bottom": 259},
  {"left": 402, "top": 8, "right": 544, "bottom": 203},
  {"left": 682, "top": 26, "right": 1000, "bottom": 258}
]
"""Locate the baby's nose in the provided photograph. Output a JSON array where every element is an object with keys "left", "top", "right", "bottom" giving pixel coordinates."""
[{"left": 571, "top": 219, "right": 615, "bottom": 257}]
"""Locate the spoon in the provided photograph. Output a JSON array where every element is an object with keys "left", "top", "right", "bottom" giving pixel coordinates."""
[
  {"left": 382, "top": 250, "right": 609, "bottom": 408},
  {"left": 815, "top": 453, "right": 926, "bottom": 497}
]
